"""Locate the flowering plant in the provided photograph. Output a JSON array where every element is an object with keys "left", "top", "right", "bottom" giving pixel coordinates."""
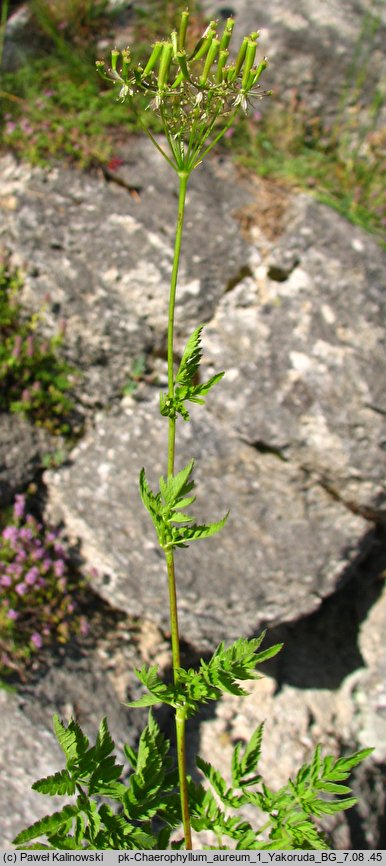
[
  {"left": 0, "top": 494, "right": 87, "bottom": 678},
  {"left": 14, "top": 11, "right": 372, "bottom": 850}
]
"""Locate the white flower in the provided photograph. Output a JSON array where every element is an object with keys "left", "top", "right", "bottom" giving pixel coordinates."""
[
  {"left": 234, "top": 91, "right": 248, "bottom": 113},
  {"left": 118, "top": 84, "right": 132, "bottom": 101}
]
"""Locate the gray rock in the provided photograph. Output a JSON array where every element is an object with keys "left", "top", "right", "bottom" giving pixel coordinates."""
[
  {"left": 0, "top": 689, "right": 64, "bottom": 848},
  {"left": 1, "top": 5, "right": 41, "bottom": 73},
  {"left": 44, "top": 395, "right": 367, "bottom": 651},
  {"left": 0, "top": 145, "right": 251, "bottom": 413},
  {"left": 0, "top": 413, "right": 54, "bottom": 507},
  {"left": 203, "top": 195, "right": 386, "bottom": 514}
]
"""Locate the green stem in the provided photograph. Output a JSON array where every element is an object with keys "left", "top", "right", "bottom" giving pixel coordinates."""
[
  {"left": 191, "top": 108, "right": 239, "bottom": 170},
  {"left": 167, "top": 170, "right": 188, "bottom": 476},
  {"left": 165, "top": 169, "right": 192, "bottom": 849}
]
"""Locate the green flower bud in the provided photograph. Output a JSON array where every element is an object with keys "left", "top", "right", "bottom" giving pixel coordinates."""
[
  {"left": 216, "top": 49, "right": 229, "bottom": 84},
  {"left": 233, "top": 35, "right": 248, "bottom": 78},
  {"left": 241, "top": 39, "right": 258, "bottom": 90},
  {"left": 142, "top": 42, "right": 163, "bottom": 77},
  {"left": 199, "top": 37, "right": 220, "bottom": 86},
  {"left": 224, "top": 64, "right": 235, "bottom": 83},
  {"left": 111, "top": 49, "right": 119, "bottom": 73},
  {"left": 171, "top": 30, "right": 178, "bottom": 57},
  {"left": 219, "top": 17, "right": 234, "bottom": 52},
  {"left": 178, "top": 10, "right": 189, "bottom": 51},
  {"left": 251, "top": 57, "right": 268, "bottom": 86},
  {"left": 189, "top": 20, "right": 217, "bottom": 61},
  {"left": 176, "top": 51, "right": 191, "bottom": 82},
  {"left": 121, "top": 49, "right": 131, "bottom": 79},
  {"left": 158, "top": 41, "right": 173, "bottom": 90}
]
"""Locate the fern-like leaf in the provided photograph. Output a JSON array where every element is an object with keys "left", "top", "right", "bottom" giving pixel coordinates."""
[
  {"left": 232, "top": 723, "right": 264, "bottom": 787},
  {"left": 127, "top": 665, "right": 177, "bottom": 709},
  {"left": 95, "top": 717, "right": 115, "bottom": 761},
  {"left": 53, "top": 715, "right": 89, "bottom": 765},
  {"left": 159, "top": 459, "right": 195, "bottom": 508},
  {"left": 170, "top": 512, "right": 229, "bottom": 548},
  {"left": 175, "top": 325, "right": 204, "bottom": 386},
  {"left": 32, "top": 769, "right": 75, "bottom": 797},
  {"left": 14, "top": 805, "right": 79, "bottom": 846}
]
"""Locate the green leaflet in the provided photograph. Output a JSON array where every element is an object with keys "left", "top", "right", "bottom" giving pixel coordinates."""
[
  {"left": 128, "top": 635, "right": 282, "bottom": 718},
  {"left": 196, "top": 756, "right": 244, "bottom": 808},
  {"left": 232, "top": 722, "right": 264, "bottom": 787},
  {"left": 160, "top": 324, "right": 224, "bottom": 420},
  {"left": 95, "top": 717, "right": 116, "bottom": 761},
  {"left": 32, "top": 769, "right": 75, "bottom": 797},
  {"left": 13, "top": 805, "right": 79, "bottom": 846},
  {"left": 176, "top": 324, "right": 204, "bottom": 385},
  {"left": 52, "top": 714, "right": 89, "bottom": 765},
  {"left": 139, "top": 460, "right": 228, "bottom": 551},
  {"left": 127, "top": 665, "right": 177, "bottom": 709},
  {"left": 159, "top": 458, "right": 195, "bottom": 507}
]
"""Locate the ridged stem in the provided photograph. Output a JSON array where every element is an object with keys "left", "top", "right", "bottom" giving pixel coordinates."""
[{"left": 165, "top": 169, "right": 192, "bottom": 849}]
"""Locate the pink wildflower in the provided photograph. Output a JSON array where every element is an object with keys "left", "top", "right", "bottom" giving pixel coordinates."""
[{"left": 31, "top": 632, "right": 43, "bottom": 649}]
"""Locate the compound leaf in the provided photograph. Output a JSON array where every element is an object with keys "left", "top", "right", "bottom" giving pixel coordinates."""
[
  {"left": 95, "top": 717, "right": 115, "bottom": 762},
  {"left": 52, "top": 715, "right": 89, "bottom": 764},
  {"left": 13, "top": 805, "right": 79, "bottom": 846},
  {"left": 32, "top": 769, "right": 75, "bottom": 797},
  {"left": 175, "top": 325, "right": 204, "bottom": 386}
]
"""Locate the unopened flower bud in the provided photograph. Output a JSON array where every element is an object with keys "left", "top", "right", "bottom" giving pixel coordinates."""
[
  {"left": 241, "top": 39, "right": 258, "bottom": 90},
  {"left": 220, "top": 18, "right": 234, "bottom": 52},
  {"left": 121, "top": 49, "right": 131, "bottom": 78},
  {"left": 199, "top": 38, "right": 220, "bottom": 85},
  {"left": 142, "top": 42, "right": 163, "bottom": 77},
  {"left": 189, "top": 21, "right": 216, "bottom": 62},
  {"left": 171, "top": 30, "right": 178, "bottom": 57},
  {"left": 178, "top": 10, "right": 189, "bottom": 51},
  {"left": 251, "top": 57, "right": 268, "bottom": 86},
  {"left": 225, "top": 64, "right": 236, "bottom": 83},
  {"left": 233, "top": 35, "right": 248, "bottom": 78},
  {"left": 158, "top": 42, "right": 173, "bottom": 90},
  {"left": 176, "top": 51, "right": 191, "bottom": 82},
  {"left": 111, "top": 49, "right": 119, "bottom": 73},
  {"left": 216, "top": 49, "right": 229, "bottom": 83}
]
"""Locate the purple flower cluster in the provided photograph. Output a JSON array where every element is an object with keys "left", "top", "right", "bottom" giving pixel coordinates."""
[{"left": 0, "top": 494, "right": 88, "bottom": 675}]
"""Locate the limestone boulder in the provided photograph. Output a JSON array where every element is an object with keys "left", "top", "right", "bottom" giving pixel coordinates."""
[{"left": 0, "top": 413, "right": 54, "bottom": 507}]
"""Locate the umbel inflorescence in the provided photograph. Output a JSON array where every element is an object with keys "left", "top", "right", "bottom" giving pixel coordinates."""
[{"left": 97, "top": 10, "right": 269, "bottom": 172}]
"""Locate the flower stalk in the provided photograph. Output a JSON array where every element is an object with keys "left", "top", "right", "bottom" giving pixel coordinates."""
[{"left": 165, "top": 169, "right": 191, "bottom": 844}]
